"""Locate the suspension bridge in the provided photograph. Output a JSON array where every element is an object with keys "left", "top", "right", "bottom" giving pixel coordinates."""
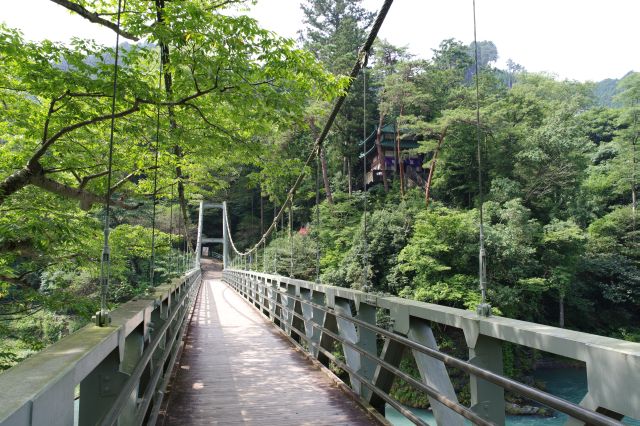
[
  {"left": 0, "top": 201, "right": 639, "bottom": 426},
  {"left": 0, "top": 203, "right": 640, "bottom": 426},
  {"left": 1, "top": 0, "right": 640, "bottom": 425}
]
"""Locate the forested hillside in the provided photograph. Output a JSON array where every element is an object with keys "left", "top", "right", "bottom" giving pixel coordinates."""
[
  {"left": 0, "top": 0, "right": 638, "bottom": 384},
  {"left": 230, "top": 1, "right": 640, "bottom": 344}
]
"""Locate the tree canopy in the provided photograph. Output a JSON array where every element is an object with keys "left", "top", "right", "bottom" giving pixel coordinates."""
[{"left": 0, "top": 0, "right": 344, "bottom": 367}]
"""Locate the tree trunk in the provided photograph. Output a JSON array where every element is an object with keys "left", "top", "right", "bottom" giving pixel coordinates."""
[
  {"left": 425, "top": 129, "right": 447, "bottom": 208},
  {"left": 559, "top": 292, "right": 565, "bottom": 328},
  {"left": 424, "top": 151, "right": 438, "bottom": 209},
  {"left": 31, "top": 173, "right": 107, "bottom": 210},
  {"left": 319, "top": 146, "right": 333, "bottom": 204},
  {"left": 375, "top": 114, "right": 389, "bottom": 193},
  {"left": 309, "top": 118, "right": 333, "bottom": 204},
  {"left": 396, "top": 110, "right": 405, "bottom": 197},
  {"left": 0, "top": 167, "right": 32, "bottom": 205},
  {"left": 631, "top": 117, "right": 637, "bottom": 236},
  {"left": 260, "top": 194, "right": 264, "bottom": 235},
  {"left": 347, "top": 157, "right": 352, "bottom": 195},
  {"left": 156, "top": 0, "right": 192, "bottom": 248},
  {"left": 0, "top": 161, "right": 139, "bottom": 210}
]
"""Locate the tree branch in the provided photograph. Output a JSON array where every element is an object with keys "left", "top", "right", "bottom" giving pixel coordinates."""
[
  {"left": 0, "top": 275, "right": 25, "bottom": 286},
  {"left": 183, "top": 102, "right": 248, "bottom": 144},
  {"left": 110, "top": 166, "right": 158, "bottom": 192},
  {"left": 30, "top": 172, "right": 141, "bottom": 210},
  {"left": 32, "top": 99, "right": 141, "bottom": 165},
  {"left": 78, "top": 170, "right": 110, "bottom": 189},
  {"left": 0, "top": 85, "right": 29, "bottom": 93},
  {"left": 207, "top": 0, "right": 246, "bottom": 10},
  {"left": 0, "top": 306, "right": 44, "bottom": 322},
  {"left": 43, "top": 91, "right": 69, "bottom": 143},
  {"left": 49, "top": 0, "right": 141, "bottom": 41}
]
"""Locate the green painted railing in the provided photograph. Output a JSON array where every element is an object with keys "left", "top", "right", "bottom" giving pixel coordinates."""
[
  {"left": 0, "top": 269, "right": 201, "bottom": 426},
  {"left": 223, "top": 268, "right": 640, "bottom": 426}
]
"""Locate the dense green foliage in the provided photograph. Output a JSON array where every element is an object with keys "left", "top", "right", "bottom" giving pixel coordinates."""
[
  {"left": 0, "top": 0, "right": 638, "bottom": 399},
  {"left": 237, "top": 32, "right": 639, "bottom": 403},
  {"left": 240, "top": 0, "right": 640, "bottom": 342},
  {"left": 0, "top": 0, "right": 341, "bottom": 369}
]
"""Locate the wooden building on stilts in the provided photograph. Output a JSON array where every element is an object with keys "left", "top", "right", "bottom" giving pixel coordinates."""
[{"left": 360, "top": 124, "right": 427, "bottom": 188}]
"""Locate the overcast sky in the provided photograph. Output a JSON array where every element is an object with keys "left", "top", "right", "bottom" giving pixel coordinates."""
[{"left": 2, "top": 0, "right": 638, "bottom": 82}]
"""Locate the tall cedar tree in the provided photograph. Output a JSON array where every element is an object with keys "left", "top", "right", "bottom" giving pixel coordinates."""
[{"left": 299, "top": 0, "right": 375, "bottom": 197}]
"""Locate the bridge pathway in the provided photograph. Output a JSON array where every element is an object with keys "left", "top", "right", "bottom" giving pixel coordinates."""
[{"left": 158, "top": 264, "right": 377, "bottom": 425}]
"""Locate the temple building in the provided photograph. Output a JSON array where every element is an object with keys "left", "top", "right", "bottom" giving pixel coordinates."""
[{"left": 360, "top": 124, "right": 426, "bottom": 187}]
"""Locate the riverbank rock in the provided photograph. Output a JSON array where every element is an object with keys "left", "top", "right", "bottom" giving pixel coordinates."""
[{"left": 506, "top": 402, "right": 551, "bottom": 416}]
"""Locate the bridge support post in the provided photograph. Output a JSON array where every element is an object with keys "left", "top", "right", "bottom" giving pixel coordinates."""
[
  {"left": 334, "top": 299, "right": 377, "bottom": 398},
  {"left": 355, "top": 302, "right": 378, "bottom": 401},
  {"left": 79, "top": 327, "right": 144, "bottom": 425},
  {"left": 257, "top": 276, "right": 266, "bottom": 313},
  {"left": 283, "top": 283, "right": 296, "bottom": 336},
  {"left": 468, "top": 335, "right": 506, "bottom": 426},
  {"left": 244, "top": 274, "right": 251, "bottom": 300},
  {"left": 266, "top": 277, "right": 277, "bottom": 323},
  {"left": 252, "top": 276, "right": 260, "bottom": 307},
  {"left": 195, "top": 200, "right": 204, "bottom": 269},
  {"left": 291, "top": 291, "right": 306, "bottom": 344},
  {"left": 334, "top": 299, "right": 362, "bottom": 395},
  {"left": 408, "top": 318, "right": 465, "bottom": 426},
  {"left": 300, "top": 288, "right": 325, "bottom": 358},
  {"left": 564, "top": 394, "right": 624, "bottom": 426},
  {"left": 222, "top": 201, "right": 229, "bottom": 269},
  {"left": 29, "top": 370, "right": 75, "bottom": 426},
  {"left": 252, "top": 276, "right": 260, "bottom": 308},
  {"left": 369, "top": 338, "right": 405, "bottom": 415}
]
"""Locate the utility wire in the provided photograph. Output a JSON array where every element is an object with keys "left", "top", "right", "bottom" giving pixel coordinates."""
[
  {"left": 97, "top": 0, "right": 124, "bottom": 326},
  {"left": 149, "top": 53, "right": 163, "bottom": 286},
  {"left": 362, "top": 61, "right": 369, "bottom": 292},
  {"left": 169, "top": 182, "right": 174, "bottom": 272},
  {"left": 315, "top": 155, "right": 321, "bottom": 283},
  {"left": 273, "top": 204, "right": 278, "bottom": 274},
  {"left": 473, "top": 0, "right": 490, "bottom": 316},
  {"left": 289, "top": 200, "right": 294, "bottom": 277}
]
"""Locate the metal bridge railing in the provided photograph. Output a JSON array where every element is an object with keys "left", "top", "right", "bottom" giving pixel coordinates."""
[
  {"left": 223, "top": 268, "right": 640, "bottom": 426},
  {"left": 0, "top": 269, "right": 201, "bottom": 426}
]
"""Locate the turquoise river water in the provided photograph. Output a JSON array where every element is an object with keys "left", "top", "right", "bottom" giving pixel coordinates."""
[{"left": 385, "top": 368, "right": 640, "bottom": 425}]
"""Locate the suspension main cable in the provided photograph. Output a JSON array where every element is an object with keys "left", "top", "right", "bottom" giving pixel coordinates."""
[
  {"left": 223, "top": 0, "right": 394, "bottom": 261},
  {"left": 96, "top": 0, "right": 125, "bottom": 326}
]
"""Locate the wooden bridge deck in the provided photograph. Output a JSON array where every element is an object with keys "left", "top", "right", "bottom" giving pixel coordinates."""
[{"left": 158, "top": 266, "right": 378, "bottom": 425}]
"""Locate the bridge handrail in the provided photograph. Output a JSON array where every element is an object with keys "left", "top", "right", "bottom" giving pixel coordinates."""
[
  {"left": 223, "top": 268, "right": 640, "bottom": 426},
  {"left": 235, "top": 278, "right": 487, "bottom": 426},
  {"left": 281, "top": 292, "right": 615, "bottom": 426},
  {"left": 0, "top": 269, "right": 201, "bottom": 426}
]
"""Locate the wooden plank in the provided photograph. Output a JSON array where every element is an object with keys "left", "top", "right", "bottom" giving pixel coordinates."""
[{"left": 158, "top": 268, "right": 376, "bottom": 425}]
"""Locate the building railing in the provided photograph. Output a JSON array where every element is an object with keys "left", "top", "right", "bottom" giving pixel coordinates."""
[
  {"left": 0, "top": 269, "right": 201, "bottom": 426},
  {"left": 223, "top": 268, "right": 640, "bottom": 426}
]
